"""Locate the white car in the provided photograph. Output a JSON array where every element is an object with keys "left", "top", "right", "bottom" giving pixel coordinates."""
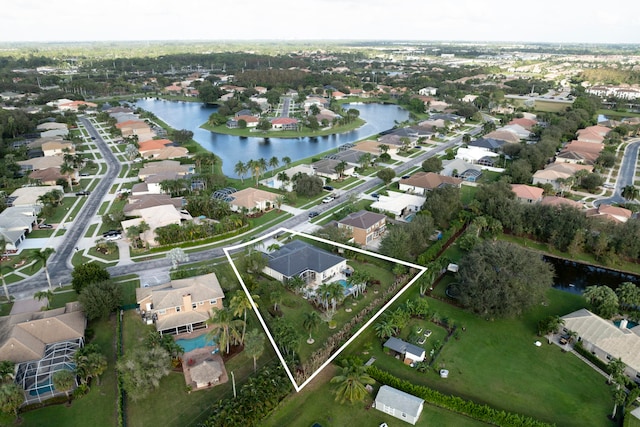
[
  {"left": 104, "top": 234, "right": 122, "bottom": 241},
  {"left": 322, "top": 196, "right": 334, "bottom": 203}
]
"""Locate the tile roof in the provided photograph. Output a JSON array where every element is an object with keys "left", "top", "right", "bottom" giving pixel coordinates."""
[
  {"left": 511, "top": 184, "right": 544, "bottom": 201},
  {"left": 399, "top": 172, "right": 462, "bottom": 190},
  {"left": 338, "top": 210, "right": 386, "bottom": 230}
]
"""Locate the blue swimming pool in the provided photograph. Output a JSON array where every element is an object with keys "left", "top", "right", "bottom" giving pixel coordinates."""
[
  {"left": 614, "top": 319, "right": 639, "bottom": 329},
  {"left": 338, "top": 279, "right": 355, "bottom": 296},
  {"left": 175, "top": 334, "right": 217, "bottom": 352}
]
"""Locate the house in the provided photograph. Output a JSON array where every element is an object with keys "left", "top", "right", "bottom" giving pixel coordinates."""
[
  {"left": 576, "top": 129, "right": 606, "bottom": 144},
  {"left": 557, "top": 141, "right": 604, "bottom": 165},
  {"left": 441, "top": 158, "right": 482, "bottom": 182},
  {"left": 325, "top": 149, "right": 372, "bottom": 168},
  {"left": 455, "top": 146, "right": 501, "bottom": 167},
  {"left": 511, "top": 184, "right": 544, "bottom": 204},
  {"left": 227, "top": 115, "right": 259, "bottom": 128},
  {"left": 374, "top": 385, "right": 425, "bottom": 425},
  {"left": 418, "top": 87, "right": 437, "bottom": 96},
  {"left": 270, "top": 117, "right": 299, "bottom": 131},
  {"left": 585, "top": 204, "right": 632, "bottom": 223},
  {"left": 124, "top": 194, "right": 184, "bottom": 216},
  {"left": 29, "top": 167, "right": 65, "bottom": 186},
  {"left": 399, "top": 172, "right": 462, "bottom": 195},
  {"left": 260, "top": 164, "right": 315, "bottom": 192},
  {"left": 532, "top": 162, "right": 593, "bottom": 189},
  {"left": 8, "top": 186, "right": 64, "bottom": 208},
  {"left": 485, "top": 130, "right": 521, "bottom": 144},
  {"left": 561, "top": 309, "right": 640, "bottom": 382},
  {"left": 383, "top": 337, "right": 426, "bottom": 364},
  {"left": 227, "top": 187, "right": 279, "bottom": 213},
  {"left": 354, "top": 140, "right": 400, "bottom": 156},
  {"left": 135, "top": 273, "right": 225, "bottom": 335},
  {"left": 57, "top": 100, "right": 97, "bottom": 112},
  {"left": 17, "top": 156, "right": 64, "bottom": 173},
  {"left": 138, "top": 139, "right": 172, "bottom": 158},
  {"left": 36, "top": 122, "right": 68, "bottom": 132},
  {"left": 0, "top": 206, "right": 38, "bottom": 251},
  {"left": 469, "top": 138, "right": 506, "bottom": 153},
  {"left": 540, "top": 196, "right": 583, "bottom": 209},
  {"left": 116, "top": 120, "right": 156, "bottom": 142},
  {"left": 312, "top": 158, "right": 354, "bottom": 180},
  {"left": 0, "top": 303, "right": 85, "bottom": 403},
  {"left": 337, "top": 210, "right": 386, "bottom": 246},
  {"left": 121, "top": 204, "right": 186, "bottom": 247},
  {"left": 370, "top": 191, "right": 426, "bottom": 219},
  {"left": 263, "top": 240, "right": 347, "bottom": 287},
  {"left": 41, "top": 141, "right": 74, "bottom": 157},
  {"left": 138, "top": 160, "right": 194, "bottom": 181}
]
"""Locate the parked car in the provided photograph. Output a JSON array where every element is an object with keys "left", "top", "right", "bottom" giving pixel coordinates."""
[
  {"left": 104, "top": 234, "right": 122, "bottom": 241},
  {"left": 39, "top": 223, "right": 53, "bottom": 229},
  {"left": 322, "top": 196, "right": 334, "bottom": 203},
  {"left": 371, "top": 193, "right": 379, "bottom": 199},
  {"left": 79, "top": 172, "right": 90, "bottom": 177},
  {"left": 76, "top": 190, "right": 90, "bottom": 196},
  {"left": 402, "top": 175, "right": 411, "bottom": 179},
  {"left": 103, "top": 230, "right": 122, "bottom": 238},
  {"left": 308, "top": 211, "right": 320, "bottom": 218},
  {"left": 323, "top": 185, "right": 334, "bottom": 191}
]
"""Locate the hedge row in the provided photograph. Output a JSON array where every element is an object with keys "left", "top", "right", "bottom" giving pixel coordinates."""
[
  {"left": 116, "top": 312, "right": 125, "bottom": 427},
  {"left": 367, "top": 366, "right": 554, "bottom": 427},
  {"left": 417, "top": 220, "right": 465, "bottom": 265}
]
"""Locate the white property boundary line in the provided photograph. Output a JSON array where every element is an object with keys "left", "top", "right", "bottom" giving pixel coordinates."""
[{"left": 223, "top": 227, "right": 427, "bottom": 392}]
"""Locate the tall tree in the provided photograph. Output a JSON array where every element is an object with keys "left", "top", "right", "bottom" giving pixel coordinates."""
[
  {"left": 302, "top": 311, "right": 321, "bottom": 344},
  {"left": 229, "top": 290, "right": 257, "bottom": 344},
  {"left": 117, "top": 346, "right": 171, "bottom": 401},
  {"left": 71, "top": 263, "right": 110, "bottom": 294},
  {"left": 52, "top": 369, "right": 76, "bottom": 402},
  {"left": 34, "top": 289, "right": 54, "bottom": 310},
  {"left": 268, "top": 156, "right": 280, "bottom": 176},
  {"left": 206, "top": 308, "right": 243, "bottom": 354},
  {"left": 621, "top": 185, "right": 639, "bottom": 201},
  {"left": 0, "top": 382, "right": 24, "bottom": 421},
  {"left": 244, "top": 329, "right": 266, "bottom": 372},
  {"left": 78, "top": 280, "right": 122, "bottom": 320},
  {"left": 452, "top": 240, "right": 554, "bottom": 318},
  {"left": 234, "top": 160, "right": 248, "bottom": 183},
  {"left": 167, "top": 247, "right": 189, "bottom": 269},
  {"left": 31, "top": 247, "right": 55, "bottom": 289},
  {"left": 584, "top": 285, "right": 619, "bottom": 319}
]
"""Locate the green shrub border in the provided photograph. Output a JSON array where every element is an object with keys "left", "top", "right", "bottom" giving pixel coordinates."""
[{"left": 367, "top": 366, "right": 554, "bottom": 427}]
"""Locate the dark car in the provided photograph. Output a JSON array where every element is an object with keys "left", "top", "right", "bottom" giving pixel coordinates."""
[
  {"left": 322, "top": 185, "right": 334, "bottom": 191},
  {"left": 308, "top": 211, "right": 320, "bottom": 218},
  {"left": 371, "top": 193, "right": 379, "bottom": 199},
  {"left": 91, "top": 136, "right": 96, "bottom": 140},
  {"left": 402, "top": 175, "right": 411, "bottom": 179},
  {"left": 103, "top": 230, "right": 122, "bottom": 237},
  {"left": 76, "top": 190, "right": 90, "bottom": 196},
  {"left": 39, "top": 223, "right": 53, "bottom": 229}
]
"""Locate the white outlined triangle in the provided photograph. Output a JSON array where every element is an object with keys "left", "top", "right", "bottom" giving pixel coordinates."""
[{"left": 223, "top": 227, "right": 427, "bottom": 392}]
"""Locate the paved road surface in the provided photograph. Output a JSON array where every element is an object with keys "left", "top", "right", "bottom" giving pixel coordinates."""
[
  {"left": 596, "top": 138, "right": 640, "bottom": 206},
  {"left": 12, "top": 121, "right": 480, "bottom": 299}
]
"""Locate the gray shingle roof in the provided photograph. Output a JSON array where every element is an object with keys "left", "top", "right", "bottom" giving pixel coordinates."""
[
  {"left": 375, "top": 385, "right": 424, "bottom": 418},
  {"left": 383, "top": 336, "right": 425, "bottom": 358},
  {"left": 267, "top": 240, "right": 345, "bottom": 278}
]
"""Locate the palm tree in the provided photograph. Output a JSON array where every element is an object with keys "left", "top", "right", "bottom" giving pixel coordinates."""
[
  {"left": 229, "top": 290, "right": 257, "bottom": 344},
  {"left": 257, "top": 158, "right": 268, "bottom": 178},
  {"left": 316, "top": 283, "right": 332, "bottom": 311},
  {"left": 281, "top": 156, "right": 292, "bottom": 169},
  {"left": 330, "top": 361, "right": 375, "bottom": 404},
  {"left": 622, "top": 185, "right": 639, "bottom": 201},
  {"left": 335, "top": 161, "right": 347, "bottom": 179},
  {"left": 270, "top": 288, "right": 283, "bottom": 312},
  {"left": 31, "top": 248, "right": 55, "bottom": 289},
  {"left": 34, "top": 289, "right": 54, "bottom": 310},
  {"left": 0, "top": 237, "right": 10, "bottom": 301},
  {"left": 206, "top": 308, "right": 243, "bottom": 354},
  {"left": 327, "top": 282, "right": 344, "bottom": 311},
  {"left": 60, "top": 162, "right": 76, "bottom": 190},
  {"left": 379, "top": 144, "right": 389, "bottom": 154},
  {"left": 277, "top": 171, "right": 289, "bottom": 190},
  {"left": 374, "top": 317, "right": 397, "bottom": 340},
  {"left": 0, "top": 361, "right": 14, "bottom": 383},
  {"left": 234, "top": 160, "right": 248, "bottom": 183},
  {"left": 268, "top": 156, "right": 280, "bottom": 176},
  {"left": 244, "top": 329, "right": 265, "bottom": 372},
  {"left": 303, "top": 311, "right": 321, "bottom": 344},
  {"left": 358, "top": 153, "right": 372, "bottom": 171},
  {"left": 52, "top": 369, "right": 76, "bottom": 402}
]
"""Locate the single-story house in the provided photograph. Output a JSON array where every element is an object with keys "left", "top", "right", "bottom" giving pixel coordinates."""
[
  {"left": 354, "top": 140, "right": 399, "bottom": 156},
  {"left": 370, "top": 191, "right": 426, "bottom": 219},
  {"left": 227, "top": 115, "right": 259, "bottom": 128},
  {"left": 312, "top": 158, "right": 355, "bottom": 180},
  {"left": 511, "top": 184, "right": 544, "bottom": 204},
  {"left": 138, "top": 160, "right": 194, "bottom": 181},
  {"left": 399, "top": 172, "right": 462, "bottom": 195},
  {"left": 136, "top": 273, "right": 225, "bottom": 335},
  {"left": 455, "top": 146, "right": 500, "bottom": 167},
  {"left": 441, "top": 158, "right": 482, "bottom": 181},
  {"left": 0, "top": 303, "right": 86, "bottom": 403},
  {"left": 270, "top": 117, "right": 299, "bottom": 131},
  {"left": 485, "top": 129, "right": 521, "bottom": 144},
  {"left": 469, "top": 138, "right": 506, "bottom": 153},
  {"left": 263, "top": 240, "right": 347, "bottom": 287},
  {"left": 260, "top": 164, "right": 315, "bottom": 192},
  {"left": 337, "top": 210, "right": 387, "bottom": 246},
  {"left": 586, "top": 204, "right": 632, "bottom": 223},
  {"left": 17, "top": 156, "right": 64, "bottom": 173},
  {"left": 383, "top": 336, "right": 426, "bottom": 364},
  {"left": 57, "top": 100, "right": 97, "bottom": 112},
  {"left": 28, "top": 167, "right": 65, "bottom": 186},
  {"left": 41, "top": 141, "right": 74, "bottom": 156},
  {"left": 123, "top": 194, "right": 184, "bottom": 217},
  {"left": 374, "top": 385, "right": 425, "bottom": 425},
  {"left": 36, "top": 122, "right": 68, "bottom": 132},
  {"left": 540, "top": 196, "right": 583, "bottom": 209},
  {"left": 326, "top": 149, "right": 373, "bottom": 168},
  {"left": 8, "top": 186, "right": 64, "bottom": 208},
  {"left": 227, "top": 187, "right": 279, "bottom": 213},
  {"left": 121, "top": 204, "right": 186, "bottom": 247},
  {"left": 0, "top": 206, "right": 39, "bottom": 251},
  {"left": 561, "top": 308, "right": 640, "bottom": 382}
]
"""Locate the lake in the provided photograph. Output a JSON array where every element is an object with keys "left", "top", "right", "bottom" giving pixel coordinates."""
[{"left": 133, "top": 99, "right": 410, "bottom": 177}]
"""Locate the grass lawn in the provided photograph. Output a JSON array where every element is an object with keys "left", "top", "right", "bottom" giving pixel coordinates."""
[
  {"left": 18, "top": 317, "right": 117, "bottom": 427},
  {"left": 27, "top": 230, "right": 54, "bottom": 238},
  {"left": 343, "top": 286, "right": 615, "bottom": 427},
  {"left": 41, "top": 198, "right": 76, "bottom": 224},
  {"left": 263, "top": 364, "right": 490, "bottom": 427},
  {"left": 460, "top": 185, "right": 478, "bottom": 205},
  {"left": 119, "top": 279, "right": 140, "bottom": 306},
  {"left": 49, "top": 290, "right": 79, "bottom": 309}
]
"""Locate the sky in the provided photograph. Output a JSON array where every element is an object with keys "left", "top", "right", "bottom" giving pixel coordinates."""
[{"left": 3, "top": 0, "right": 640, "bottom": 44}]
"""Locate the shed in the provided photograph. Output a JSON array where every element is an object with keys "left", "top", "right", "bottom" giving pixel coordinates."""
[
  {"left": 374, "top": 385, "right": 424, "bottom": 425},
  {"left": 383, "top": 337, "right": 425, "bottom": 364},
  {"left": 190, "top": 360, "right": 222, "bottom": 388}
]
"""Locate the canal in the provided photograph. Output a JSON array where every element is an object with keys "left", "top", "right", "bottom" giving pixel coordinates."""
[{"left": 546, "top": 256, "right": 640, "bottom": 294}]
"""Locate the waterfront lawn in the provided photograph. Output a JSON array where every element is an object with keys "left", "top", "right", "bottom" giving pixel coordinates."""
[
  {"left": 202, "top": 118, "right": 366, "bottom": 138},
  {"left": 263, "top": 365, "right": 490, "bottom": 427},
  {"left": 18, "top": 317, "right": 117, "bottom": 427},
  {"left": 344, "top": 287, "right": 614, "bottom": 427}
]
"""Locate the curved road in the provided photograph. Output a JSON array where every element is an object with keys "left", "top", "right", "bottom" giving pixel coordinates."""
[{"left": 13, "top": 120, "right": 480, "bottom": 298}]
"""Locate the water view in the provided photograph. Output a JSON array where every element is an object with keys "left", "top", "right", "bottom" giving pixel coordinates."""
[
  {"left": 134, "top": 99, "right": 410, "bottom": 177},
  {"left": 546, "top": 256, "right": 640, "bottom": 294}
]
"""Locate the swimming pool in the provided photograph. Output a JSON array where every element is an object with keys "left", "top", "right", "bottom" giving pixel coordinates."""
[
  {"left": 614, "top": 319, "right": 639, "bottom": 329},
  {"left": 338, "top": 279, "right": 354, "bottom": 296},
  {"left": 175, "top": 334, "right": 217, "bottom": 353}
]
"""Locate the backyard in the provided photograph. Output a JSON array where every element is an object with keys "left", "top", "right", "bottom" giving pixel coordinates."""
[{"left": 341, "top": 286, "right": 615, "bottom": 427}]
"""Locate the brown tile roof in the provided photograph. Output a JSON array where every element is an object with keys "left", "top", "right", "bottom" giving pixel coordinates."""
[
  {"left": 400, "top": 172, "right": 462, "bottom": 190},
  {"left": 511, "top": 184, "right": 544, "bottom": 201}
]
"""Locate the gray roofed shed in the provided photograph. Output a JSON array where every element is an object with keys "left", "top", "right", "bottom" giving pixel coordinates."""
[{"left": 375, "top": 385, "right": 424, "bottom": 425}]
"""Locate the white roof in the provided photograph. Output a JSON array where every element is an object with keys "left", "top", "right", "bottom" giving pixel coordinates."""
[
  {"left": 370, "top": 191, "right": 425, "bottom": 216},
  {"left": 375, "top": 385, "right": 424, "bottom": 418},
  {"left": 9, "top": 186, "right": 64, "bottom": 207},
  {"left": 562, "top": 309, "right": 640, "bottom": 372},
  {"left": 455, "top": 146, "right": 500, "bottom": 162}
]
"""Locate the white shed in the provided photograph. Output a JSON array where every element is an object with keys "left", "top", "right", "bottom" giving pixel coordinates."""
[{"left": 374, "top": 385, "right": 424, "bottom": 425}]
